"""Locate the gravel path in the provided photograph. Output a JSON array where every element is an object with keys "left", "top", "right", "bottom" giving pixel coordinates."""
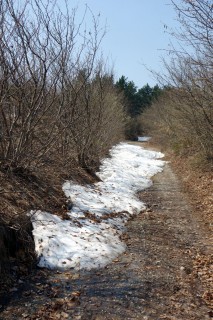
[{"left": 0, "top": 156, "right": 211, "bottom": 319}]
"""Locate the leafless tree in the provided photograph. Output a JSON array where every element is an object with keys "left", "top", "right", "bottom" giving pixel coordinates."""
[
  {"left": 148, "top": 0, "right": 213, "bottom": 159},
  {"left": 0, "top": 0, "right": 126, "bottom": 174}
]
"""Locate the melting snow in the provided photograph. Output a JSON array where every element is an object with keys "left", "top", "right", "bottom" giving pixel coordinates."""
[
  {"left": 31, "top": 142, "right": 164, "bottom": 270},
  {"left": 138, "top": 136, "right": 151, "bottom": 142}
]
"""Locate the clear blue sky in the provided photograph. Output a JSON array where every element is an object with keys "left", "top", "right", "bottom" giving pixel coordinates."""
[{"left": 66, "top": 0, "right": 179, "bottom": 88}]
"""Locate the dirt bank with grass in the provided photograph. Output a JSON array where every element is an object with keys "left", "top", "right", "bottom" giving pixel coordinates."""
[{"left": 0, "top": 160, "right": 96, "bottom": 296}]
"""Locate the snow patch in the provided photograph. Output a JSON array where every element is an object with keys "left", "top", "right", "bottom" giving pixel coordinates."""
[
  {"left": 31, "top": 142, "right": 164, "bottom": 270},
  {"left": 138, "top": 136, "right": 151, "bottom": 142}
]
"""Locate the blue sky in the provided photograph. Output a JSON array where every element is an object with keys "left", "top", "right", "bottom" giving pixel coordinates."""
[{"left": 66, "top": 0, "right": 179, "bottom": 88}]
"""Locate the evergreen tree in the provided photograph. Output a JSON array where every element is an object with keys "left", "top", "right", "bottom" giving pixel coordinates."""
[
  {"left": 116, "top": 76, "right": 162, "bottom": 118},
  {"left": 115, "top": 76, "right": 139, "bottom": 117}
]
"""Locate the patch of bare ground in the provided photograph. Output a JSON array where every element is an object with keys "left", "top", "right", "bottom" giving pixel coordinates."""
[
  {"left": 168, "top": 153, "right": 213, "bottom": 313},
  {"left": 0, "top": 142, "right": 212, "bottom": 320},
  {"left": 146, "top": 139, "right": 213, "bottom": 314}
]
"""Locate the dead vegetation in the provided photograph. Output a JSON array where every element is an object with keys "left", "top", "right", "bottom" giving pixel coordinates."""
[
  {"left": 0, "top": 0, "right": 126, "bottom": 283},
  {"left": 170, "top": 151, "right": 213, "bottom": 312},
  {"left": 141, "top": 0, "right": 213, "bottom": 161}
]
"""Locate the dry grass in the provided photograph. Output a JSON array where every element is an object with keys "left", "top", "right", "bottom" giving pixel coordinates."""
[{"left": 170, "top": 153, "right": 213, "bottom": 233}]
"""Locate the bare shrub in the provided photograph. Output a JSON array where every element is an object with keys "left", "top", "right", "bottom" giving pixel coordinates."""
[
  {"left": 64, "top": 65, "right": 125, "bottom": 172},
  {"left": 145, "top": 0, "right": 213, "bottom": 160},
  {"left": 0, "top": 0, "right": 125, "bottom": 172}
]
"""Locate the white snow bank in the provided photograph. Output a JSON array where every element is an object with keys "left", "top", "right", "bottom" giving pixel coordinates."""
[
  {"left": 31, "top": 143, "right": 164, "bottom": 270},
  {"left": 138, "top": 136, "right": 151, "bottom": 142}
]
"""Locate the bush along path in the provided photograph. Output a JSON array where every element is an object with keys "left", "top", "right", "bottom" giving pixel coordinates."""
[{"left": 0, "top": 143, "right": 212, "bottom": 320}]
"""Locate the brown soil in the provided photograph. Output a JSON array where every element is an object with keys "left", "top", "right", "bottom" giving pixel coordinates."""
[
  {"left": 0, "top": 143, "right": 212, "bottom": 319},
  {"left": 0, "top": 158, "right": 96, "bottom": 221}
]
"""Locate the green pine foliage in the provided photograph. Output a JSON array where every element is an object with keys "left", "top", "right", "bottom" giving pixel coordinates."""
[
  {"left": 115, "top": 76, "right": 162, "bottom": 118},
  {"left": 115, "top": 76, "right": 162, "bottom": 139}
]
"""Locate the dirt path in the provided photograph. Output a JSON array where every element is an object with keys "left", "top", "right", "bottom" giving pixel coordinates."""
[{"left": 1, "top": 157, "right": 212, "bottom": 319}]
